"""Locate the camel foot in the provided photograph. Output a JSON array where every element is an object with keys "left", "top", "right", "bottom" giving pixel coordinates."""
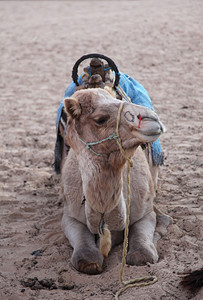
[
  {"left": 126, "top": 243, "right": 158, "bottom": 266},
  {"left": 71, "top": 247, "right": 103, "bottom": 274}
]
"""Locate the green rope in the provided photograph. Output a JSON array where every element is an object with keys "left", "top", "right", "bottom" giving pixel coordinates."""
[{"left": 79, "top": 133, "right": 118, "bottom": 156}]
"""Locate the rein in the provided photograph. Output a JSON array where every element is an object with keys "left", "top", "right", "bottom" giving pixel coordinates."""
[
  {"left": 114, "top": 103, "right": 158, "bottom": 299},
  {"left": 78, "top": 101, "right": 157, "bottom": 298},
  {"left": 79, "top": 133, "right": 118, "bottom": 156}
]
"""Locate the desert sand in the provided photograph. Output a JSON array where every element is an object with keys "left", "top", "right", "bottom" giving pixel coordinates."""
[{"left": 0, "top": 1, "right": 202, "bottom": 299}]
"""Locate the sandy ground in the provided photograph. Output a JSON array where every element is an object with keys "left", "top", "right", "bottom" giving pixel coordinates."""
[{"left": 0, "top": 1, "right": 202, "bottom": 299}]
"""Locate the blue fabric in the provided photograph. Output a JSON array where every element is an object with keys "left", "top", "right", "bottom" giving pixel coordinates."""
[
  {"left": 56, "top": 72, "right": 164, "bottom": 165},
  {"left": 117, "top": 73, "right": 153, "bottom": 110}
]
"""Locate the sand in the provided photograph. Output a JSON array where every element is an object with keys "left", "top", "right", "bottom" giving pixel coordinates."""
[{"left": 0, "top": 1, "right": 202, "bottom": 299}]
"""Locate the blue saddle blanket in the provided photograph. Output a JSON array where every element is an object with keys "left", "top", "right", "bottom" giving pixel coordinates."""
[{"left": 56, "top": 72, "right": 164, "bottom": 165}]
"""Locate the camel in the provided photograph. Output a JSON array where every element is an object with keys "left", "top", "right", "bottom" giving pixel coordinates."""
[{"left": 60, "top": 87, "right": 169, "bottom": 275}]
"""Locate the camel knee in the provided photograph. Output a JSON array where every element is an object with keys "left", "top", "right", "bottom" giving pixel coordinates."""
[
  {"left": 129, "top": 211, "right": 157, "bottom": 244},
  {"left": 127, "top": 211, "right": 158, "bottom": 265}
]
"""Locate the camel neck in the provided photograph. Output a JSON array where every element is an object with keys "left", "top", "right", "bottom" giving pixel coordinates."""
[{"left": 78, "top": 154, "right": 124, "bottom": 214}]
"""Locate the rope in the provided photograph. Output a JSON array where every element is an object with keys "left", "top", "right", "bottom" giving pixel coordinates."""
[
  {"left": 79, "top": 133, "right": 118, "bottom": 156},
  {"left": 114, "top": 101, "right": 158, "bottom": 299},
  {"left": 115, "top": 102, "right": 133, "bottom": 167},
  {"left": 77, "top": 100, "right": 158, "bottom": 297},
  {"left": 115, "top": 73, "right": 131, "bottom": 103}
]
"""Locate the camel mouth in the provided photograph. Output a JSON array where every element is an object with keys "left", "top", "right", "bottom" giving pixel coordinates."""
[
  {"left": 122, "top": 132, "right": 161, "bottom": 150},
  {"left": 137, "top": 119, "right": 165, "bottom": 137},
  {"left": 121, "top": 120, "right": 164, "bottom": 150},
  {"left": 138, "top": 132, "right": 162, "bottom": 144},
  {"left": 137, "top": 127, "right": 163, "bottom": 142},
  {"left": 141, "top": 129, "right": 162, "bottom": 137}
]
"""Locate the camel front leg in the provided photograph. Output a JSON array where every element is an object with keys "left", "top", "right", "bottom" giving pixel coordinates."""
[
  {"left": 126, "top": 211, "right": 158, "bottom": 266},
  {"left": 62, "top": 214, "right": 104, "bottom": 274}
]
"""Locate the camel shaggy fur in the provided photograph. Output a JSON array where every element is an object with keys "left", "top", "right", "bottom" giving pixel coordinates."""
[{"left": 61, "top": 87, "right": 169, "bottom": 274}]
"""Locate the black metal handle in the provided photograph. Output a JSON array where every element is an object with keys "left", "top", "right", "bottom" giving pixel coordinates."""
[{"left": 72, "top": 53, "right": 120, "bottom": 89}]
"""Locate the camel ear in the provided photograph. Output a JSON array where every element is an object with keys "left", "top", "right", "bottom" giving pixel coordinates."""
[{"left": 64, "top": 98, "right": 82, "bottom": 119}]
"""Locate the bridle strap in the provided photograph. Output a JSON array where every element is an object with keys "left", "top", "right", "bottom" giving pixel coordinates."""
[
  {"left": 78, "top": 101, "right": 133, "bottom": 167},
  {"left": 115, "top": 102, "right": 133, "bottom": 167},
  {"left": 78, "top": 101, "right": 124, "bottom": 157},
  {"left": 79, "top": 133, "right": 118, "bottom": 156}
]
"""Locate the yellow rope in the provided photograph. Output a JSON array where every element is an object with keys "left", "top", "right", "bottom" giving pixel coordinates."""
[
  {"left": 115, "top": 101, "right": 158, "bottom": 299},
  {"left": 115, "top": 102, "right": 133, "bottom": 168}
]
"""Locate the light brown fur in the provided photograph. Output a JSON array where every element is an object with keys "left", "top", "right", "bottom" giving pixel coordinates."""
[{"left": 61, "top": 88, "right": 171, "bottom": 274}]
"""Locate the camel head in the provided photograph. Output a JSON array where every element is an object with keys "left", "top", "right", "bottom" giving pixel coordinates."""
[{"left": 63, "top": 88, "right": 164, "bottom": 163}]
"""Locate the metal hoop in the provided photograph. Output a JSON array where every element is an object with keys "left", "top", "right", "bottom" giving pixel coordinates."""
[{"left": 72, "top": 53, "right": 120, "bottom": 89}]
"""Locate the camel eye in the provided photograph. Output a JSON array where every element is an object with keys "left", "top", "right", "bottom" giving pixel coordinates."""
[{"left": 94, "top": 116, "right": 109, "bottom": 125}]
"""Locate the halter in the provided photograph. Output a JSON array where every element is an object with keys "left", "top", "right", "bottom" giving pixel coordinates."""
[
  {"left": 79, "top": 133, "right": 118, "bottom": 156},
  {"left": 78, "top": 101, "right": 126, "bottom": 157}
]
